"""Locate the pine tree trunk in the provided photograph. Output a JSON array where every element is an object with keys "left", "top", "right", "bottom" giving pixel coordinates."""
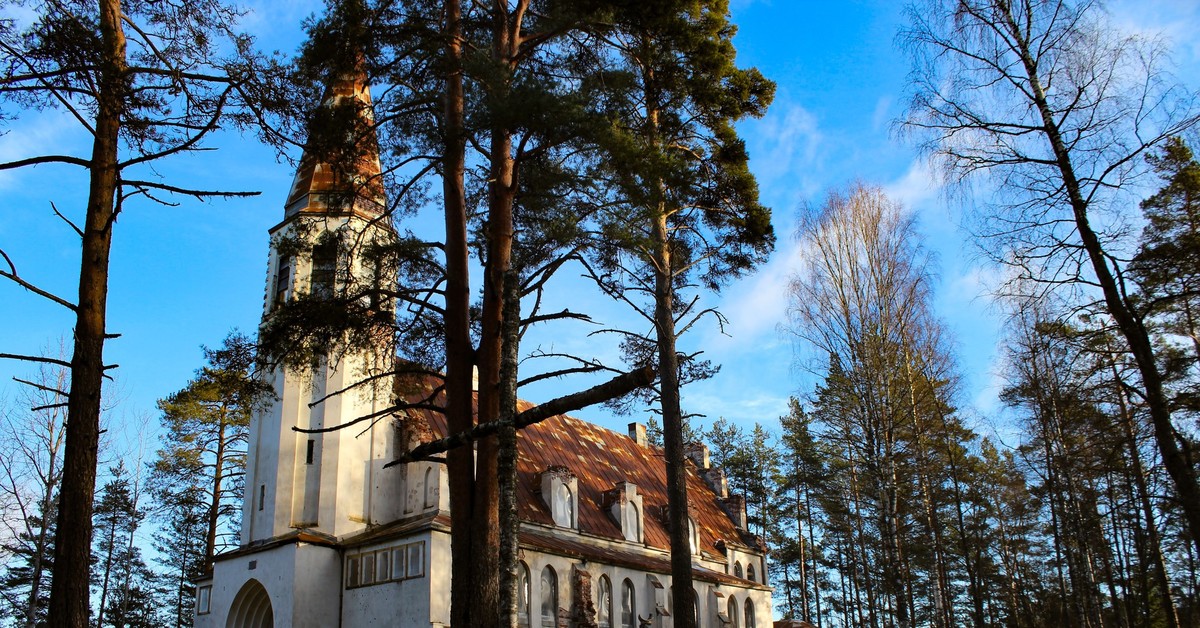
[
  {"left": 208, "top": 412, "right": 227, "bottom": 566},
  {"left": 1111, "top": 360, "right": 1180, "bottom": 628},
  {"left": 441, "top": 2, "right": 476, "bottom": 626},
  {"left": 654, "top": 206, "right": 695, "bottom": 628},
  {"left": 48, "top": 0, "right": 124, "bottom": 625}
]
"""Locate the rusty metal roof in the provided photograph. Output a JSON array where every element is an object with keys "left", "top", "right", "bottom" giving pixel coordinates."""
[
  {"left": 402, "top": 381, "right": 762, "bottom": 568},
  {"left": 284, "top": 71, "right": 386, "bottom": 217}
]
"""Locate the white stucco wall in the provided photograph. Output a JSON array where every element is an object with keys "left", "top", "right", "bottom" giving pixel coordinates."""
[
  {"left": 198, "top": 542, "right": 341, "bottom": 628},
  {"left": 517, "top": 539, "right": 771, "bottom": 628},
  {"left": 340, "top": 531, "right": 436, "bottom": 627}
]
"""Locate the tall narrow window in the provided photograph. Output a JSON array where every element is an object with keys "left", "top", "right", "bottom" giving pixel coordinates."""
[
  {"left": 258, "top": 484, "right": 265, "bottom": 511},
  {"left": 423, "top": 467, "right": 436, "bottom": 509},
  {"left": 540, "top": 566, "right": 558, "bottom": 628},
  {"left": 597, "top": 575, "right": 612, "bottom": 628},
  {"left": 311, "top": 241, "right": 336, "bottom": 297},
  {"left": 274, "top": 261, "right": 290, "bottom": 309},
  {"left": 734, "top": 562, "right": 743, "bottom": 579},
  {"left": 306, "top": 439, "right": 315, "bottom": 464},
  {"left": 744, "top": 599, "right": 755, "bottom": 628},
  {"left": 620, "top": 579, "right": 636, "bottom": 628},
  {"left": 553, "top": 483, "right": 575, "bottom": 528},
  {"left": 747, "top": 563, "right": 756, "bottom": 583},
  {"left": 518, "top": 563, "right": 531, "bottom": 627},
  {"left": 727, "top": 596, "right": 739, "bottom": 628}
]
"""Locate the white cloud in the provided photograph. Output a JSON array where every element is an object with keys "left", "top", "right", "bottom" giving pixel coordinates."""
[
  {"left": 745, "top": 100, "right": 825, "bottom": 206},
  {"left": 706, "top": 231, "right": 814, "bottom": 355},
  {"left": 871, "top": 95, "right": 893, "bottom": 134},
  {"left": 884, "top": 158, "right": 942, "bottom": 214},
  {"left": 0, "top": 110, "right": 87, "bottom": 193}
]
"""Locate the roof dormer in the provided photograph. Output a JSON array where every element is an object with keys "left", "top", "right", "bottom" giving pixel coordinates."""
[
  {"left": 603, "top": 482, "right": 644, "bottom": 543},
  {"left": 539, "top": 465, "right": 578, "bottom": 529}
]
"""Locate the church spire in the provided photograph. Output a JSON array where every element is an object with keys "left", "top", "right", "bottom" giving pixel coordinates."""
[{"left": 284, "top": 68, "right": 386, "bottom": 218}]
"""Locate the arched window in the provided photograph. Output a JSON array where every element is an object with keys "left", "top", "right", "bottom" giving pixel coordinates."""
[
  {"left": 623, "top": 502, "right": 642, "bottom": 543},
  {"left": 423, "top": 466, "right": 436, "bottom": 509},
  {"left": 597, "top": 575, "right": 612, "bottom": 628},
  {"left": 692, "top": 589, "right": 700, "bottom": 626},
  {"left": 734, "top": 561, "right": 743, "bottom": 579},
  {"left": 744, "top": 599, "right": 755, "bottom": 628},
  {"left": 540, "top": 566, "right": 558, "bottom": 628},
  {"left": 727, "top": 596, "right": 739, "bottom": 628},
  {"left": 620, "top": 578, "right": 636, "bottom": 628},
  {"left": 553, "top": 483, "right": 575, "bottom": 528},
  {"left": 746, "top": 563, "right": 756, "bottom": 583},
  {"left": 518, "top": 562, "right": 531, "bottom": 627}
]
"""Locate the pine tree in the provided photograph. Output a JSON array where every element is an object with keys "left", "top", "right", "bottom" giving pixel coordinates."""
[
  {"left": 148, "top": 332, "right": 267, "bottom": 627},
  {"left": 91, "top": 463, "right": 145, "bottom": 628},
  {"left": 150, "top": 332, "right": 268, "bottom": 567},
  {"left": 776, "top": 399, "right": 828, "bottom": 626},
  {"left": 152, "top": 487, "right": 205, "bottom": 628},
  {"left": 0, "top": 500, "right": 56, "bottom": 628}
]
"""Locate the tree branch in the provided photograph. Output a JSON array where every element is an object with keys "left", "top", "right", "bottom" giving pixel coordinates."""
[{"left": 384, "top": 365, "right": 654, "bottom": 467}]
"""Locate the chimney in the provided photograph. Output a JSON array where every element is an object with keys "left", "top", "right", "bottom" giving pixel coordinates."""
[
  {"left": 703, "top": 467, "right": 728, "bottom": 498},
  {"left": 628, "top": 422, "right": 647, "bottom": 447},
  {"left": 684, "top": 442, "right": 710, "bottom": 470},
  {"left": 720, "top": 494, "right": 747, "bottom": 529}
]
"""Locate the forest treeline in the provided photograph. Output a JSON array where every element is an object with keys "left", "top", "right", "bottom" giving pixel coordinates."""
[
  {"left": 688, "top": 143, "right": 1200, "bottom": 628},
  {"left": 0, "top": 333, "right": 263, "bottom": 628}
]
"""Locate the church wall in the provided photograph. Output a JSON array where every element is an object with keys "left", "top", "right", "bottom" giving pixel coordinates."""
[
  {"left": 519, "top": 542, "right": 771, "bottom": 628},
  {"left": 198, "top": 541, "right": 342, "bottom": 628},
  {"left": 340, "top": 530, "right": 439, "bottom": 627},
  {"left": 292, "top": 544, "right": 344, "bottom": 628}
]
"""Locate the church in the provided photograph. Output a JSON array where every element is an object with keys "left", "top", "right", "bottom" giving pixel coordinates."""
[{"left": 192, "top": 73, "right": 772, "bottom": 628}]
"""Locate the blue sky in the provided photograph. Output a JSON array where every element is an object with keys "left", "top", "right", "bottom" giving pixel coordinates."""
[{"left": 2, "top": 0, "right": 1199, "bottom": 458}]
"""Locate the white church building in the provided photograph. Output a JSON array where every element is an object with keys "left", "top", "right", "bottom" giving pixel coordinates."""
[{"left": 193, "top": 73, "right": 772, "bottom": 628}]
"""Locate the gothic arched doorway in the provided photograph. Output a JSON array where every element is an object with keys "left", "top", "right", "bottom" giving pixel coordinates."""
[{"left": 226, "top": 579, "right": 274, "bottom": 628}]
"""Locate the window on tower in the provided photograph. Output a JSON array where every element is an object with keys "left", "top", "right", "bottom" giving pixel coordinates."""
[
  {"left": 311, "top": 241, "right": 336, "bottom": 298},
  {"left": 273, "top": 261, "right": 290, "bottom": 309}
]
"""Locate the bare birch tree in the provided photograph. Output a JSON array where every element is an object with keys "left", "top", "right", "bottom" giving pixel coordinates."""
[{"left": 900, "top": 0, "right": 1200, "bottom": 553}]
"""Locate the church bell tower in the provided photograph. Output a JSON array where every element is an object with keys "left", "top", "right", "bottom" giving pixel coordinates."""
[{"left": 242, "top": 70, "right": 403, "bottom": 545}]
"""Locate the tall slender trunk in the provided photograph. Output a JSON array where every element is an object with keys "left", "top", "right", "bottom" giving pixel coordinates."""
[
  {"left": 807, "top": 485, "right": 823, "bottom": 628},
  {"left": 635, "top": 35, "right": 696, "bottom": 627},
  {"left": 207, "top": 412, "right": 227, "bottom": 566},
  {"left": 654, "top": 206, "right": 695, "bottom": 628},
  {"left": 96, "top": 516, "right": 117, "bottom": 627},
  {"left": 441, "top": 2, "right": 476, "bottom": 626},
  {"left": 1110, "top": 359, "right": 1180, "bottom": 628},
  {"left": 795, "top": 478, "right": 809, "bottom": 622},
  {"left": 498, "top": 270, "right": 521, "bottom": 628},
  {"left": 25, "top": 412, "right": 60, "bottom": 628},
  {"left": 48, "top": 0, "right": 124, "bottom": 625}
]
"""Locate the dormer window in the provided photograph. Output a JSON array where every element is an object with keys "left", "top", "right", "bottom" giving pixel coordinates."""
[
  {"left": 604, "top": 482, "right": 644, "bottom": 543},
  {"left": 555, "top": 484, "right": 575, "bottom": 527},
  {"left": 688, "top": 517, "right": 699, "bottom": 555},
  {"left": 539, "top": 466, "right": 578, "bottom": 529}
]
